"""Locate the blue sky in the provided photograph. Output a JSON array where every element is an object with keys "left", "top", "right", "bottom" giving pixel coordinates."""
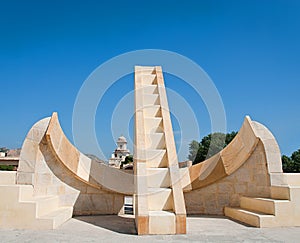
[{"left": 0, "top": 0, "right": 299, "bottom": 161}]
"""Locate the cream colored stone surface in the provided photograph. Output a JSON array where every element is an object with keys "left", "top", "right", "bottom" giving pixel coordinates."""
[
  {"left": 184, "top": 112, "right": 300, "bottom": 228},
  {"left": 180, "top": 167, "right": 192, "bottom": 192},
  {"left": 0, "top": 112, "right": 132, "bottom": 230},
  {"left": 284, "top": 173, "right": 300, "bottom": 185},
  {"left": 0, "top": 171, "right": 16, "bottom": 184},
  {"left": 145, "top": 149, "right": 167, "bottom": 167},
  {"left": 146, "top": 168, "right": 170, "bottom": 188},
  {"left": 185, "top": 141, "right": 270, "bottom": 215},
  {"left": 134, "top": 66, "right": 186, "bottom": 235},
  {"left": 0, "top": 184, "right": 73, "bottom": 229},
  {"left": 188, "top": 116, "right": 260, "bottom": 190},
  {"left": 222, "top": 119, "right": 300, "bottom": 227},
  {"left": 46, "top": 112, "right": 134, "bottom": 195},
  {"left": 147, "top": 188, "right": 173, "bottom": 211},
  {"left": 149, "top": 211, "right": 176, "bottom": 234},
  {"left": 77, "top": 153, "right": 92, "bottom": 182}
]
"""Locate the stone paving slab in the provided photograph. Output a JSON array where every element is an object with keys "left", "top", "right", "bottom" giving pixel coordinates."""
[{"left": 0, "top": 215, "right": 299, "bottom": 242}]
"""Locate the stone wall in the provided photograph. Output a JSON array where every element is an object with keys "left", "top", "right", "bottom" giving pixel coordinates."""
[
  {"left": 184, "top": 141, "right": 271, "bottom": 215},
  {"left": 39, "top": 136, "right": 124, "bottom": 215},
  {"left": 17, "top": 116, "right": 125, "bottom": 216}
]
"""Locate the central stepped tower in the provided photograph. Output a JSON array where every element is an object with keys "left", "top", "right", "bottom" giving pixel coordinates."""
[{"left": 134, "top": 66, "right": 186, "bottom": 235}]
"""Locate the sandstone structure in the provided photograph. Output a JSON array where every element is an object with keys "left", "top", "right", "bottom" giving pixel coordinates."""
[
  {"left": 0, "top": 66, "right": 299, "bottom": 234},
  {"left": 134, "top": 66, "right": 186, "bottom": 234}
]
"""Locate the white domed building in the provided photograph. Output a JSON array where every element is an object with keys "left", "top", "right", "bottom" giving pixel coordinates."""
[{"left": 108, "top": 135, "right": 130, "bottom": 167}]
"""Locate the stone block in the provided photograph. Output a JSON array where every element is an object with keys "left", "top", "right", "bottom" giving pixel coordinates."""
[
  {"left": 35, "top": 173, "right": 53, "bottom": 186},
  {"left": 0, "top": 171, "right": 16, "bottom": 185},
  {"left": 218, "top": 182, "right": 234, "bottom": 194},
  {"left": 147, "top": 188, "right": 173, "bottom": 211},
  {"left": 59, "top": 192, "right": 80, "bottom": 207},
  {"left": 77, "top": 154, "right": 91, "bottom": 181},
  {"left": 149, "top": 211, "right": 175, "bottom": 234},
  {"left": 176, "top": 214, "right": 186, "bottom": 234},
  {"left": 33, "top": 185, "right": 47, "bottom": 196},
  {"left": 235, "top": 169, "right": 251, "bottom": 183},
  {"left": 254, "top": 174, "right": 269, "bottom": 186},
  {"left": 230, "top": 194, "right": 240, "bottom": 206},
  {"left": 19, "top": 139, "right": 39, "bottom": 172},
  {"left": 234, "top": 183, "right": 247, "bottom": 194},
  {"left": 217, "top": 193, "right": 230, "bottom": 207},
  {"left": 136, "top": 215, "right": 149, "bottom": 235},
  {"left": 17, "top": 172, "right": 34, "bottom": 185}
]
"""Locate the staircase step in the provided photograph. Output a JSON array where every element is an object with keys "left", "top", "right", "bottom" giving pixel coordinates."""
[
  {"left": 270, "top": 185, "right": 300, "bottom": 200},
  {"left": 146, "top": 149, "right": 168, "bottom": 168},
  {"left": 143, "top": 105, "right": 161, "bottom": 117},
  {"left": 149, "top": 210, "right": 175, "bottom": 234},
  {"left": 240, "top": 197, "right": 290, "bottom": 215},
  {"left": 142, "top": 85, "right": 158, "bottom": 95},
  {"left": 145, "top": 133, "right": 165, "bottom": 149},
  {"left": 284, "top": 174, "right": 300, "bottom": 186},
  {"left": 39, "top": 206, "right": 73, "bottom": 229},
  {"left": 34, "top": 196, "right": 60, "bottom": 217},
  {"left": 0, "top": 184, "right": 72, "bottom": 229},
  {"left": 141, "top": 74, "right": 157, "bottom": 85},
  {"left": 224, "top": 207, "right": 274, "bottom": 227},
  {"left": 137, "top": 66, "right": 156, "bottom": 75},
  {"left": 147, "top": 168, "right": 170, "bottom": 188},
  {"left": 0, "top": 184, "right": 34, "bottom": 201},
  {"left": 143, "top": 94, "right": 160, "bottom": 106},
  {"left": 144, "top": 118, "right": 163, "bottom": 134},
  {"left": 0, "top": 171, "right": 16, "bottom": 185},
  {"left": 270, "top": 186, "right": 290, "bottom": 200},
  {"left": 19, "top": 185, "right": 34, "bottom": 201},
  {"left": 148, "top": 188, "right": 173, "bottom": 211},
  {"left": 0, "top": 185, "right": 26, "bottom": 203},
  {"left": 287, "top": 186, "right": 300, "bottom": 201}
]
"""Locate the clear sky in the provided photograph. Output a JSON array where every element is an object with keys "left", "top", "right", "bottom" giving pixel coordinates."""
[{"left": 0, "top": 0, "right": 299, "bottom": 161}]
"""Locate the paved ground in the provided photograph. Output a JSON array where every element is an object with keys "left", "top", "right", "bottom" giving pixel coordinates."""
[{"left": 0, "top": 215, "right": 300, "bottom": 242}]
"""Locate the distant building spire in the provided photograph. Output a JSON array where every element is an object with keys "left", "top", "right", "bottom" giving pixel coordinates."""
[{"left": 108, "top": 135, "right": 130, "bottom": 167}]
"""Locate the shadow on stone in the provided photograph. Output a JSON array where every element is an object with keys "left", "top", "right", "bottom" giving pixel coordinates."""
[{"left": 74, "top": 215, "right": 137, "bottom": 235}]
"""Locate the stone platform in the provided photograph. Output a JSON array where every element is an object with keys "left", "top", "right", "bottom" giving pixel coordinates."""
[{"left": 0, "top": 215, "right": 299, "bottom": 242}]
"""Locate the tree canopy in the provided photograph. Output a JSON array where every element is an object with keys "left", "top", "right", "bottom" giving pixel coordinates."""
[
  {"left": 282, "top": 149, "right": 300, "bottom": 172},
  {"left": 189, "top": 131, "right": 237, "bottom": 165},
  {"left": 120, "top": 155, "right": 133, "bottom": 169},
  {"left": 124, "top": 155, "right": 133, "bottom": 164}
]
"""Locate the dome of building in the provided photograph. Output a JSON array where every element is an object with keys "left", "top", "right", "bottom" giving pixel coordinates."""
[{"left": 117, "top": 135, "right": 127, "bottom": 143}]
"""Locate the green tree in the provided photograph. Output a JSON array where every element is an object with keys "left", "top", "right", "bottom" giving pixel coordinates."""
[
  {"left": 194, "top": 133, "right": 226, "bottom": 163},
  {"left": 124, "top": 155, "right": 133, "bottom": 164},
  {"left": 188, "top": 140, "right": 200, "bottom": 161},
  {"left": 282, "top": 155, "right": 294, "bottom": 172},
  {"left": 282, "top": 149, "right": 300, "bottom": 173},
  {"left": 291, "top": 149, "right": 300, "bottom": 167},
  {"left": 225, "top": 131, "right": 238, "bottom": 145},
  {"left": 189, "top": 131, "right": 237, "bottom": 165},
  {"left": 120, "top": 155, "right": 133, "bottom": 169},
  {"left": 0, "top": 165, "right": 15, "bottom": 171}
]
